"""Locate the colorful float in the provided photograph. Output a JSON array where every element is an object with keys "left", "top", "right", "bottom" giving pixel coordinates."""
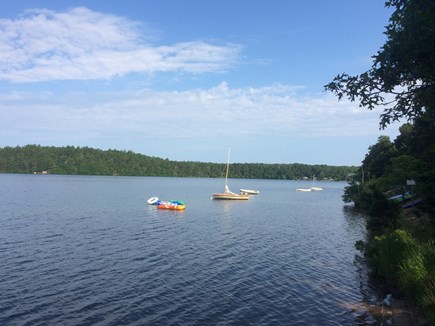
[
  {"left": 147, "top": 197, "right": 186, "bottom": 210},
  {"left": 157, "top": 201, "right": 186, "bottom": 210}
]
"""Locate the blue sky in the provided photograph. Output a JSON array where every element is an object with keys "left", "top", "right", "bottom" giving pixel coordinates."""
[{"left": 0, "top": 1, "right": 401, "bottom": 165}]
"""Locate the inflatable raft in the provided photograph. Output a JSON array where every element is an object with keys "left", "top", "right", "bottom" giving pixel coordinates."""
[
  {"left": 147, "top": 196, "right": 160, "bottom": 205},
  {"left": 147, "top": 197, "right": 185, "bottom": 210},
  {"left": 157, "top": 202, "right": 186, "bottom": 210}
]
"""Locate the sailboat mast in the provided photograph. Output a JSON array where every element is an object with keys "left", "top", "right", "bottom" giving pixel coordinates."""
[{"left": 225, "top": 147, "right": 231, "bottom": 187}]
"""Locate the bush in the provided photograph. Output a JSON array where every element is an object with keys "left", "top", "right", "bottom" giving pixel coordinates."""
[
  {"left": 366, "top": 230, "right": 435, "bottom": 319},
  {"left": 357, "top": 182, "right": 402, "bottom": 232},
  {"left": 367, "top": 229, "right": 416, "bottom": 283},
  {"left": 398, "top": 240, "right": 435, "bottom": 313}
]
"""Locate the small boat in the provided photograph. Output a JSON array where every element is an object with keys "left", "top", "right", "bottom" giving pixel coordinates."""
[
  {"left": 240, "top": 189, "right": 260, "bottom": 195},
  {"left": 212, "top": 187, "right": 250, "bottom": 200},
  {"left": 310, "top": 176, "right": 323, "bottom": 191},
  {"left": 389, "top": 192, "right": 412, "bottom": 202},
  {"left": 402, "top": 199, "right": 422, "bottom": 209},
  {"left": 296, "top": 176, "right": 323, "bottom": 192},
  {"left": 212, "top": 148, "right": 249, "bottom": 200}
]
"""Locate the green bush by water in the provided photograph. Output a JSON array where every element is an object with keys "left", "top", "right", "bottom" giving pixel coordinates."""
[
  {"left": 366, "top": 230, "right": 435, "bottom": 319},
  {"left": 398, "top": 240, "right": 435, "bottom": 318}
]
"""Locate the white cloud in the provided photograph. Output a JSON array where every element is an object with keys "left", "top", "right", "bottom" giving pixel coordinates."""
[
  {"left": 0, "top": 83, "right": 395, "bottom": 143},
  {"left": 0, "top": 7, "right": 240, "bottom": 82}
]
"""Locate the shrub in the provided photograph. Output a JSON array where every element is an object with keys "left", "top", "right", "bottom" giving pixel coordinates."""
[
  {"left": 398, "top": 240, "right": 435, "bottom": 313},
  {"left": 367, "top": 229, "right": 416, "bottom": 283},
  {"left": 349, "top": 180, "right": 402, "bottom": 233}
]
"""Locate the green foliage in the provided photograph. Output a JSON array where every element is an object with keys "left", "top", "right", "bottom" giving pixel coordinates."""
[
  {"left": 324, "top": 0, "right": 435, "bottom": 129},
  {"left": 342, "top": 181, "right": 361, "bottom": 204},
  {"left": 367, "top": 230, "right": 416, "bottom": 282},
  {"left": 0, "top": 145, "right": 356, "bottom": 180},
  {"left": 326, "top": 0, "right": 435, "bottom": 318},
  {"left": 398, "top": 240, "right": 435, "bottom": 310},
  {"left": 362, "top": 136, "right": 397, "bottom": 179},
  {"left": 366, "top": 230, "right": 435, "bottom": 314},
  {"left": 325, "top": 0, "right": 435, "bottom": 208},
  {"left": 343, "top": 115, "right": 435, "bottom": 212},
  {"left": 356, "top": 180, "right": 402, "bottom": 232}
]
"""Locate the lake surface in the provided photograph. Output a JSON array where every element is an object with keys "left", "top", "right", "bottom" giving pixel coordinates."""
[{"left": 0, "top": 174, "right": 383, "bottom": 325}]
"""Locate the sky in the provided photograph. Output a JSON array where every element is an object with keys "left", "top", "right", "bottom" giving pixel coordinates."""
[{"left": 0, "top": 0, "right": 402, "bottom": 166}]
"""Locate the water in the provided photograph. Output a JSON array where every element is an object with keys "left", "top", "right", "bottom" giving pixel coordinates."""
[{"left": 0, "top": 174, "right": 382, "bottom": 325}]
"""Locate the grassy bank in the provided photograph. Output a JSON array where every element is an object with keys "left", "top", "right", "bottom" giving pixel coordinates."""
[{"left": 358, "top": 199, "right": 435, "bottom": 324}]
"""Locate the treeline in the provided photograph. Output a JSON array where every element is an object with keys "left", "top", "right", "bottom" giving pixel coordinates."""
[
  {"left": 343, "top": 119, "right": 435, "bottom": 319},
  {"left": 0, "top": 145, "right": 356, "bottom": 180}
]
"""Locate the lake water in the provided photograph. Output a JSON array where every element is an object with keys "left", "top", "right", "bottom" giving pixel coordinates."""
[{"left": 0, "top": 174, "right": 384, "bottom": 325}]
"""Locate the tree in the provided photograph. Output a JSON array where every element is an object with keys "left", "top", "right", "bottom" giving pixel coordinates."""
[
  {"left": 386, "top": 154, "right": 422, "bottom": 193},
  {"left": 326, "top": 2, "right": 435, "bottom": 316},
  {"left": 362, "top": 136, "right": 397, "bottom": 180},
  {"left": 325, "top": 0, "right": 435, "bottom": 129},
  {"left": 0, "top": 145, "right": 356, "bottom": 180}
]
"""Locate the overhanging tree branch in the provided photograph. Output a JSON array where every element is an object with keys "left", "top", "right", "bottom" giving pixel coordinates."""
[{"left": 324, "top": 0, "right": 435, "bottom": 130}]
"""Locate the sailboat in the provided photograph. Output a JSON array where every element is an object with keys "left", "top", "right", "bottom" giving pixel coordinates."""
[
  {"left": 296, "top": 176, "right": 324, "bottom": 192},
  {"left": 310, "top": 175, "right": 324, "bottom": 191},
  {"left": 212, "top": 148, "right": 249, "bottom": 200}
]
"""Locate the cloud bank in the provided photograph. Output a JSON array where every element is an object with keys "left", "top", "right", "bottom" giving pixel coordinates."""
[
  {"left": 0, "top": 7, "right": 240, "bottom": 82},
  {"left": 1, "top": 82, "right": 387, "bottom": 143}
]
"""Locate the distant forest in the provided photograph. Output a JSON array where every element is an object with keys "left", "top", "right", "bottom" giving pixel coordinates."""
[{"left": 0, "top": 145, "right": 356, "bottom": 180}]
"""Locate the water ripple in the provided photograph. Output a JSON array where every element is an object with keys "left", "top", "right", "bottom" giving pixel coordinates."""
[{"left": 0, "top": 175, "right": 385, "bottom": 325}]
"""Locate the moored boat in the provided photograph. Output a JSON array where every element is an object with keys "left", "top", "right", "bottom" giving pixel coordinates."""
[
  {"left": 240, "top": 189, "right": 260, "bottom": 195},
  {"left": 310, "top": 176, "right": 323, "bottom": 191},
  {"left": 213, "top": 186, "right": 250, "bottom": 200},
  {"left": 212, "top": 148, "right": 249, "bottom": 200},
  {"left": 297, "top": 176, "right": 324, "bottom": 192},
  {"left": 389, "top": 192, "right": 412, "bottom": 202}
]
